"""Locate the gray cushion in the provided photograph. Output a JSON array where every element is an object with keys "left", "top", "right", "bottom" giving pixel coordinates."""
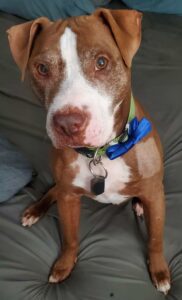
[{"left": 0, "top": 135, "right": 33, "bottom": 202}]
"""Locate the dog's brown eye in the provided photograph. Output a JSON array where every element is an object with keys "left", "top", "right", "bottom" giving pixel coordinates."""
[
  {"left": 37, "top": 63, "right": 49, "bottom": 76},
  {"left": 96, "top": 56, "right": 108, "bottom": 70}
]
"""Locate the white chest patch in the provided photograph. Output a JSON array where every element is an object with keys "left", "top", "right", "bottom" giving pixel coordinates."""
[{"left": 71, "top": 154, "right": 131, "bottom": 204}]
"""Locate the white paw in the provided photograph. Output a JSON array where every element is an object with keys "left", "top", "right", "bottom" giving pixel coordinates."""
[
  {"left": 49, "top": 275, "right": 59, "bottom": 283},
  {"left": 156, "top": 281, "right": 171, "bottom": 295},
  {"left": 133, "top": 202, "right": 144, "bottom": 217},
  {"left": 22, "top": 215, "right": 40, "bottom": 227}
]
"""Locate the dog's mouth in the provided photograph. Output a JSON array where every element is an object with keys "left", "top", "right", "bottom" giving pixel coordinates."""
[
  {"left": 47, "top": 107, "right": 114, "bottom": 149},
  {"left": 48, "top": 123, "right": 112, "bottom": 150},
  {"left": 51, "top": 131, "right": 86, "bottom": 149},
  {"left": 50, "top": 130, "right": 106, "bottom": 149}
]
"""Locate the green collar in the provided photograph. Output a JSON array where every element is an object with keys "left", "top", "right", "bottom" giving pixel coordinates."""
[
  {"left": 127, "top": 94, "right": 135, "bottom": 123},
  {"left": 76, "top": 95, "right": 135, "bottom": 158}
]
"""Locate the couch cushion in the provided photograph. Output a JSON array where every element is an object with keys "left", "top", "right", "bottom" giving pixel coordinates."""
[{"left": 0, "top": 135, "right": 33, "bottom": 202}]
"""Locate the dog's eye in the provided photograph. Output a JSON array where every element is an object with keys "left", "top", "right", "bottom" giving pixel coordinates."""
[
  {"left": 95, "top": 56, "right": 108, "bottom": 70},
  {"left": 37, "top": 63, "right": 49, "bottom": 76}
]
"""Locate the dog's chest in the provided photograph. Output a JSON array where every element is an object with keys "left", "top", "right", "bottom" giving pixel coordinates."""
[{"left": 71, "top": 154, "right": 131, "bottom": 204}]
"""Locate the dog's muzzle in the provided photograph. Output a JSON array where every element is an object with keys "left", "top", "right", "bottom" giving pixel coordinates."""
[{"left": 49, "top": 107, "right": 91, "bottom": 147}]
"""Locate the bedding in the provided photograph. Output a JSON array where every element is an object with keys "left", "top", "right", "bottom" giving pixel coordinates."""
[
  {"left": 0, "top": 8, "right": 182, "bottom": 300},
  {"left": 122, "top": 0, "right": 182, "bottom": 15},
  {"left": 0, "top": 0, "right": 110, "bottom": 20},
  {"left": 0, "top": 135, "right": 33, "bottom": 202}
]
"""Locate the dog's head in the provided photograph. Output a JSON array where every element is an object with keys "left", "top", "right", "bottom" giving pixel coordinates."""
[{"left": 7, "top": 9, "right": 142, "bottom": 148}]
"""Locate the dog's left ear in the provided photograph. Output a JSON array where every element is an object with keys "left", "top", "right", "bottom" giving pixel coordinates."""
[
  {"left": 94, "top": 9, "right": 142, "bottom": 68},
  {"left": 7, "top": 17, "right": 52, "bottom": 80}
]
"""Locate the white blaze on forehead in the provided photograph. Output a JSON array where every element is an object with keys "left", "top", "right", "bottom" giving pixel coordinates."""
[
  {"left": 60, "top": 27, "right": 79, "bottom": 79},
  {"left": 46, "top": 27, "right": 116, "bottom": 147}
]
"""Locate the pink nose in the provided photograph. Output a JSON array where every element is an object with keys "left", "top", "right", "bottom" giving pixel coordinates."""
[{"left": 53, "top": 112, "right": 86, "bottom": 136}]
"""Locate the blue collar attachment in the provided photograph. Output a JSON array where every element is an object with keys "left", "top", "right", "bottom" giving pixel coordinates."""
[
  {"left": 76, "top": 96, "right": 152, "bottom": 160},
  {"left": 106, "top": 117, "right": 152, "bottom": 160}
]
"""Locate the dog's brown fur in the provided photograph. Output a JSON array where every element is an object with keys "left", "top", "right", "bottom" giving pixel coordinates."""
[{"left": 7, "top": 8, "right": 170, "bottom": 292}]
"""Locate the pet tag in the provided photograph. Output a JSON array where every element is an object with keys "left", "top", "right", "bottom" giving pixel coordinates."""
[
  {"left": 91, "top": 176, "right": 105, "bottom": 195},
  {"left": 89, "top": 157, "right": 108, "bottom": 196}
]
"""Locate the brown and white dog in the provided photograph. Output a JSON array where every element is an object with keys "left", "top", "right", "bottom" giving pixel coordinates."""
[{"left": 7, "top": 9, "right": 170, "bottom": 294}]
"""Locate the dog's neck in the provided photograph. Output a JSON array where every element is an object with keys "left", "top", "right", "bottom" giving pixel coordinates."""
[{"left": 75, "top": 94, "right": 135, "bottom": 159}]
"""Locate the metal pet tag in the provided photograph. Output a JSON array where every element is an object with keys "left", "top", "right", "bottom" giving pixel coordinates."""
[
  {"left": 91, "top": 176, "right": 105, "bottom": 195},
  {"left": 89, "top": 156, "right": 108, "bottom": 196}
]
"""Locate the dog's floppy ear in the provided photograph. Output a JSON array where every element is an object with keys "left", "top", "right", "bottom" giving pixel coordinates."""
[
  {"left": 95, "top": 9, "right": 142, "bottom": 68},
  {"left": 7, "top": 17, "right": 52, "bottom": 80}
]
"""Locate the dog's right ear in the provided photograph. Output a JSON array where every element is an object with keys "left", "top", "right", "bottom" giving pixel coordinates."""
[
  {"left": 7, "top": 17, "right": 52, "bottom": 80},
  {"left": 94, "top": 9, "right": 142, "bottom": 68}
]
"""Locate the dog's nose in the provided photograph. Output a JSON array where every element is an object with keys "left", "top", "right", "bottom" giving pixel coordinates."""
[{"left": 53, "top": 112, "right": 86, "bottom": 136}]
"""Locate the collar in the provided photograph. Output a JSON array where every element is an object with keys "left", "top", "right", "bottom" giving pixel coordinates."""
[{"left": 76, "top": 95, "right": 152, "bottom": 160}]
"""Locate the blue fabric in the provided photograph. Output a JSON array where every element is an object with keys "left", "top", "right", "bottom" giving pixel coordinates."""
[
  {"left": 0, "top": 135, "right": 33, "bottom": 202},
  {"left": 106, "top": 117, "right": 152, "bottom": 160},
  {"left": 122, "top": 0, "right": 182, "bottom": 15},
  {"left": 0, "top": 0, "right": 109, "bottom": 21}
]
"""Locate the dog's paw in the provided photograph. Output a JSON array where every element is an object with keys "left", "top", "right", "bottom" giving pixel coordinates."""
[
  {"left": 132, "top": 199, "right": 144, "bottom": 218},
  {"left": 21, "top": 204, "right": 42, "bottom": 227},
  {"left": 149, "top": 253, "right": 171, "bottom": 295},
  {"left": 156, "top": 280, "right": 171, "bottom": 295},
  {"left": 133, "top": 202, "right": 144, "bottom": 217},
  {"left": 49, "top": 251, "right": 77, "bottom": 283},
  {"left": 22, "top": 215, "right": 40, "bottom": 227}
]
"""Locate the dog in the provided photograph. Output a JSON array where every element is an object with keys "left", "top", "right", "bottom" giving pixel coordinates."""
[{"left": 7, "top": 8, "right": 170, "bottom": 294}]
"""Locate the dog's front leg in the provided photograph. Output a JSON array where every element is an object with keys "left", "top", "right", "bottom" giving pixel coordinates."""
[
  {"left": 140, "top": 180, "right": 171, "bottom": 295},
  {"left": 49, "top": 191, "right": 80, "bottom": 283}
]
